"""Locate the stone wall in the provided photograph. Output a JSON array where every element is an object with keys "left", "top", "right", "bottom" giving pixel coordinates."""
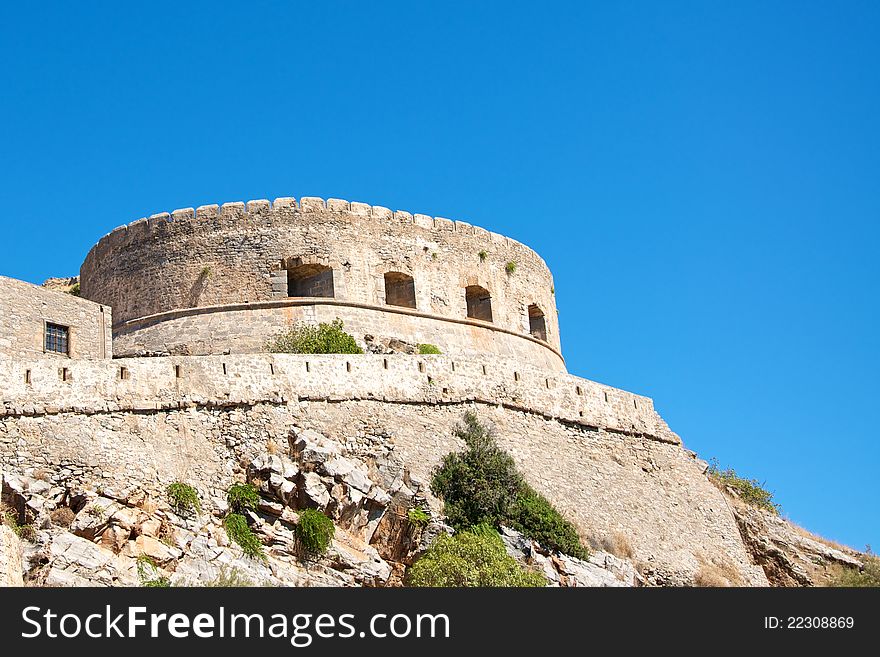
[
  {"left": 0, "top": 354, "right": 673, "bottom": 442},
  {"left": 0, "top": 381, "right": 764, "bottom": 586},
  {"left": 0, "top": 276, "right": 112, "bottom": 360},
  {"left": 79, "top": 197, "right": 561, "bottom": 367},
  {"left": 112, "top": 300, "right": 565, "bottom": 371}
]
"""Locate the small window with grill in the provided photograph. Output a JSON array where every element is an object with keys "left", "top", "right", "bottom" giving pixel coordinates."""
[{"left": 45, "top": 323, "right": 70, "bottom": 355}]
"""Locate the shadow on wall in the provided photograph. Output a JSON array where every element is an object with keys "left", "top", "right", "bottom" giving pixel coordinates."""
[{"left": 188, "top": 267, "right": 212, "bottom": 308}]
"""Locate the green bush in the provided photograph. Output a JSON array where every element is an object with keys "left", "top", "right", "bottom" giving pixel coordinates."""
[
  {"left": 431, "top": 412, "right": 523, "bottom": 529},
  {"left": 227, "top": 483, "right": 260, "bottom": 514},
  {"left": 829, "top": 551, "right": 880, "bottom": 587},
  {"left": 430, "top": 412, "right": 589, "bottom": 560},
  {"left": 417, "top": 343, "right": 442, "bottom": 355},
  {"left": 166, "top": 482, "right": 201, "bottom": 516},
  {"left": 136, "top": 556, "right": 171, "bottom": 588},
  {"left": 68, "top": 282, "right": 81, "bottom": 296},
  {"left": 407, "top": 524, "right": 545, "bottom": 587},
  {"left": 223, "top": 513, "right": 266, "bottom": 560},
  {"left": 296, "top": 509, "right": 335, "bottom": 557},
  {"left": 266, "top": 319, "right": 363, "bottom": 354},
  {"left": 708, "top": 459, "right": 781, "bottom": 514},
  {"left": 510, "top": 485, "right": 590, "bottom": 560},
  {"left": 478, "top": 250, "right": 488, "bottom": 262},
  {"left": 407, "top": 506, "right": 430, "bottom": 527},
  {"left": 505, "top": 261, "right": 517, "bottom": 274}
]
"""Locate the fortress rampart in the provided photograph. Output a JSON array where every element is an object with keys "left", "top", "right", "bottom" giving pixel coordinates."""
[
  {"left": 0, "top": 353, "right": 675, "bottom": 444},
  {"left": 80, "top": 198, "right": 563, "bottom": 369}
]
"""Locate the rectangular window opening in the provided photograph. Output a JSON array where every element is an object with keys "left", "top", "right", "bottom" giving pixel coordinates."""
[
  {"left": 45, "top": 323, "right": 70, "bottom": 355},
  {"left": 305, "top": 361, "right": 310, "bottom": 373},
  {"left": 119, "top": 366, "right": 129, "bottom": 381},
  {"left": 175, "top": 365, "right": 182, "bottom": 378},
  {"left": 61, "top": 367, "right": 69, "bottom": 382},
  {"left": 270, "top": 363, "right": 275, "bottom": 375},
  {"left": 25, "top": 370, "right": 32, "bottom": 385},
  {"left": 222, "top": 363, "right": 227, "bottom": 375},
  {"left": 514, "top": 371, "right": 520, "bottom": 382},
  {"left": 383, "top": 358, "right": 388, "bottom": 370},
  {"left": 346, "top": 362, "right": 352, "bottom": 373},
  {"left": 418, "top": 362, "right": 425, "bottom": 373},
  {"left": 576, "top": 386, "right": 582, "bottom": 396}
]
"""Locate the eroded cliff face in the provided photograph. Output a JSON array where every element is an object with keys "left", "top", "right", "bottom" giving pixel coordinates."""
[
  {"left": 724, "top": 496, "right": 865, "bottom": 587},
  {"left": 0, "top": 425, "right": 639, "bottom": 588}
]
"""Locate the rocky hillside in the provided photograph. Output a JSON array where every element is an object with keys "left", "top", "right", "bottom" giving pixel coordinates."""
[
  {"left": 726, "top": 496, "right": 866, "bottom": 587},
  {"left": 1, "top": 427, "right": 637, "bottom": 587}
]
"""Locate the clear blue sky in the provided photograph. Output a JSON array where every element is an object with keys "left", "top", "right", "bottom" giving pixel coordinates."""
[{"left": 1, "top": 2, "right": 877, "bottom": 550}]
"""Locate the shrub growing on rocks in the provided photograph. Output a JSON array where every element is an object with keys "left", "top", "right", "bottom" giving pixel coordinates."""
[
  {"left": 417, "top": 343, "right": 442, "bottom": 355},
  {"left": 223, "top": 513, "right": 265, "bottom": 561},
  {"left": 510, "top": 485, "right": 590, "bottom": 560},
  {"left": 266, "top": 319, "right": 363, "bottom": 355},
  {"left": 227, "top": 483, "right": 260, "bottom": 514},
  {"left": 431, "top": 412, "right": 589, "bottom": 560},
  {"left": 296, "top": 509, "right": 335, "bottom": 557},
  {"left": 166, "top": 482, "right": 201, "bottom": 516},
  {"left": 407, "top": 524, "right": 545, "bottom": 587},
  {"left": 708, "top": 459, "right": 781, "bottom": 515},
  {"left": 829, "top": 551, "right": 880, "bottom": 587},
  {"left": 407, "top": 506, "right": 430, "bottom": 527},
  {"left": 136, "top": 556, "right": 170, "bottom": 588}
]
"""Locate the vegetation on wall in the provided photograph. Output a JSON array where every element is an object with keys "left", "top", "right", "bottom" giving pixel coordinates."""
[
  {"left": 708, "top": 459, "right": 781, "bottom": 515},
  {"left": 166, "top": 482, "right": 201, "bottom": 516},
  {"left": 68, "top": 282, "right": 81, "bottom": 296},
  {"left": 478, "top": 250, "right": 488, "bottom": 262},
  {"left": 505, "top": 261, "right": 517, "bottom": 275},
  {"left": 266, "top": 319, "right": 363, "bottom": 355},
  {"left": 430, "top": 411, "right": 590, "bottom": 560},
  {"left": 407, "top": 524, "right": 545, "bottom": 587},
  {"left": 417, "top": 343, "right": 442, "bottom": 355}
]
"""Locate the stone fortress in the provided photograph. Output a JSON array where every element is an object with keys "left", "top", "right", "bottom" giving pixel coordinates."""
[{"left": 1, "top": 195, "right": 775, "bottom": 586}]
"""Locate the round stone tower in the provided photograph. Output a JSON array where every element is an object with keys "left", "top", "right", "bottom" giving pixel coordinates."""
[{"left": 80, "top": 197, "right": 564, "bottom": 371}]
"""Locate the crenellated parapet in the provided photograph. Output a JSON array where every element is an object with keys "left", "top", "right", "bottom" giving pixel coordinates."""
[
  {"left": 0, "top": 353, "right": 678, "bottom": 445},
  {"left": 80, "top": 196, "right": 562, "bottom": 369}
]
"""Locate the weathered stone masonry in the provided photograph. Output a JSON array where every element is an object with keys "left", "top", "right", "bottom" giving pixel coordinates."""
[
  {"left": 80, "top": 197, "right": 562, "bottom": 368},
  {"left": 0, "top": 353, "right": 765, "bottom": 585},
  {"left": 0, "top": 276, "right": 111, "bottom": 360}
]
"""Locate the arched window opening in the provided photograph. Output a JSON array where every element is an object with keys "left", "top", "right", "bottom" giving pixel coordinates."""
[
  {"left": 384, "top": 271, "right": 416, "bottom": 309},
  {"left": 287, "top": 263, "right": 334, "bottom": 298},
  {"left": 465, "top": 285, "right": 493, "bottom": 322},
  {"left": 528, "top": 304, "right": 547, "bottom": 341}
]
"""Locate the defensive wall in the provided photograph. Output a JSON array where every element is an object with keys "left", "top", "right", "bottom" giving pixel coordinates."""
[
  {"left": 80, "top": 197, "right": 563, "bottom": 369},
  {"left": 0, "top": 352, "right": 767, "bottom": 585}
]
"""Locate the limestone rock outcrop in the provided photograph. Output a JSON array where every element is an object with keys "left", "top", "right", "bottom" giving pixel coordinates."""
[
  {"left": 728, "top": 497, "right": 864, "bottom": 587},
  {"left": 2, "top": 425, "right": 636, "bottom": 588}
]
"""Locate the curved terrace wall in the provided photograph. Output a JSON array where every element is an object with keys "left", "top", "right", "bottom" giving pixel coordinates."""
[{"left": 80, "top": 197, "right": 561, "bottom": 368}]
